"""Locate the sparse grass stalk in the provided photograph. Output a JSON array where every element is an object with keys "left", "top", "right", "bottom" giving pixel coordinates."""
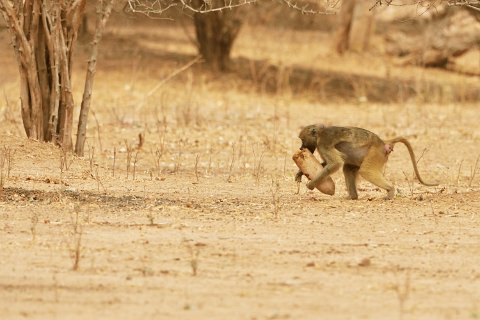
[
  {"left": 125, "top": 141, "right": 133, "bottom": 179},
  {"left": 155, "top": 111, "right": 167, "bottom": 156},
  {"left": 416, "top": 148, "right": 427, "bottom": 164},
  {"left": 3, "top": 146, "right": 14, "bottom": 178},
  {"left": 92, "top": 111, "right": 103, "bottom": 152},
  {"left": 456, "top": 159, "right": 463, "bottom": 187},
  {"left": 88, "top": 146, "right": 95, "bottom": 172},
  {"left": 173, "top": 141, "right": 183, "bottom": 174},
  {"left": 59, "top": 148, "right": 67, "bottom": 182},
  {"left": 147, "top": 209, "right": 155, "bottom": 226},
  {"left": 69, "top": 205, "right": 84, "bottom": 271},
  {"left": 59, "top": 147, "right": 73, "bottom": 179},
  {"left": 0, "top": 152, "right": 4, "bottom": 195},
  {"left": 95, "top": 166, "right": 106, "bottom": 193},
  {"left": 271, "top": 178, "right": 281, "bottom": 217},
  {"left": 468, "top": 155, "right": 479, "bottom": 187},
  {"left": 186, "top": 243, "right": 200, "bottom": 276},
  {"left": 133, "top": 151, "right": 139, "bottom": 180},
  {"left": 194, "top": 154, "right": 200, "bottom": 182},
  {"left": 137, "top": 132, "right": 145, "bottom": 150},
  {"left": 414, "top": 148, "right": 427, "bottom": 181},
  {"left": 0, "top": 147, "right": 12, "bottom": 194},
  {"left": 207, "top": 151, "right": 212, "bottom": 175},
  {"left": 252, "top": 144, "right": 265, "bottom": 185},
  {"left": 30, "top": 210, "right": 38, "bottom": 243},
  {"left": 402, "top": 170, "right": 414, "bottom": 198},
  {"left": 226, "top": 144, "right": 235, "bottom": 183},
  {"left": 112, "top": 146, "right": 117, "bottom": 177},
  {"left": 152, "top": 146, "right": 163, "bottom": 176},
  {"left": 392, "top": 272, "right": 411, "bottom": 320}
]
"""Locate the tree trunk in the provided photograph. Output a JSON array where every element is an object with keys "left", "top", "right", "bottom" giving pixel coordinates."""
[
  {"left": 349, "top": 1, "right": 375, "bottom": 52},
  {"left": 0, "top": 0, "right": 86, "bottom": 149},
  {"left": 75, "top": 1, "right": 115, "bottom": 156},
  {"left": 192, "top": 0, "right": 244, "bottom": 71},
  {"left": 333, "top": 0, "right": 356, "bottom": 54}
]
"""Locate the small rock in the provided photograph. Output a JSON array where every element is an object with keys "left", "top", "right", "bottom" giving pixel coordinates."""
[{"left": 358, "top": 257, "right": 371, "bottom": 267}]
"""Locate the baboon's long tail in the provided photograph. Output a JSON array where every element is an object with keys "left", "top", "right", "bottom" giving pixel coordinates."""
[{"left": 387, "top": 137, "right": 439, "bottom": 186}]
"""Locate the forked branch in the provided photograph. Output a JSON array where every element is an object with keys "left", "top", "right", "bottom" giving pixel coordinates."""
[{"left": 124, "top": 0, "right": 339, "bottom": 16}]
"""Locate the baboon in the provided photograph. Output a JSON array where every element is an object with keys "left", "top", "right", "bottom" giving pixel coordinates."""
[{"left": 296, "top": 124, "right": 438, "bottom": 199}]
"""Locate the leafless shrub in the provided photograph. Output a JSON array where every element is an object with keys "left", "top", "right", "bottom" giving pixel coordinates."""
[
  {"left": 151, "top": 146, "right": 163, "bottom": 177},
  {"left": 152, "top": 110, "right": 167, "bottom": 175},
  {"left": 252, "top": 143, "right": 265, "bottom": 185}
]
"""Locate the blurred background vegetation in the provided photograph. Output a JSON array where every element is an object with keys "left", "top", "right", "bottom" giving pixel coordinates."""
[{"left": 1, "top": 0, "right": 479, "bottom": 154}]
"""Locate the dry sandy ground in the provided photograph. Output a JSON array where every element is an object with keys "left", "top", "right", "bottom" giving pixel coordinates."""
[{"left": 1, "top": 21, "right": 480, "bottom": 320}]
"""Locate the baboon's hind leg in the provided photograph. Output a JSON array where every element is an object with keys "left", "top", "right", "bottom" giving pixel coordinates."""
[
  {"left": 343, "top": 164, "right": 359, "bottom": 199},
  {"left": 359, "top": 149, "right": 395, "bottom": 199}
]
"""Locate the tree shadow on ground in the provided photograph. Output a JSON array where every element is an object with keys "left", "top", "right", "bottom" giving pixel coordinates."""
[
  {"left": 1, "top": 187, "right": 178, "bottom": 209},
  {"left": 91, "top": 33, "right": 480, "bottom": 104}
]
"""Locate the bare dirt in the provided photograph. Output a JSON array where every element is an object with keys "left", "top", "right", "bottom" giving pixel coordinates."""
[{"left": 1, "top": 20, "right": 480, "bottom": 320}]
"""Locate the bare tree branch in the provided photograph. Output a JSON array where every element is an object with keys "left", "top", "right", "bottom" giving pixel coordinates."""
[
  {"left": 125, "top": 0, "right": 339, "bottom": 16},
  {"left": 370, "top": 0, "right": 480, "bottom": 11}
]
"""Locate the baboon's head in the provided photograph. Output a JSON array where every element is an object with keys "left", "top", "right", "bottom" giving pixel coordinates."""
[{"left": 298, "top": 124, "right": 324, "bottom": 154}]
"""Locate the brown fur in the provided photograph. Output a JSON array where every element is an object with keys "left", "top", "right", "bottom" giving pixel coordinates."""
[{"left": 296, "top": 124, "right": 438, "bottom": 199}]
